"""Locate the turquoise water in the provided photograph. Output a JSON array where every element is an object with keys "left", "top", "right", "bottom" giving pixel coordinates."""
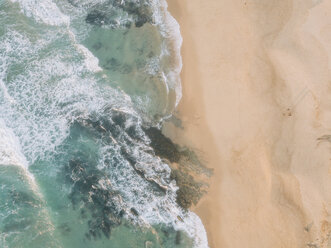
[{"left": 0, "top": 0, "right": 207, "bottom": 247}]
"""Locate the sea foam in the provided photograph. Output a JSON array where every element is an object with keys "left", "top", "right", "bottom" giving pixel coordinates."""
[
  {"left": 0, "top": 1, "right": 209, "bottom": 247},
  {"left": 11, "top": 0, "right": 70, "bottom": 26},
  {"left": 0, "top": 120, "right": 28, "bottom": 168}
]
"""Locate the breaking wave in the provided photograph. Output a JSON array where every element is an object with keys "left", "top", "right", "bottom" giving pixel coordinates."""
[{"left": 0, "top": 0, "right": 208, "bottom": 247}]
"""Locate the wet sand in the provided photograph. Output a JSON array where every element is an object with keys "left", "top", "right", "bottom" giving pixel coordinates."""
[{"left": 165, "top": 0, "right": 331, "bottom": 247}]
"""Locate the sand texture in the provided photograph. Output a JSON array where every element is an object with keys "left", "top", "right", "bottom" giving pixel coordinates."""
[{"left": 165, "top": 0, "right": 331, "bottom": 247}]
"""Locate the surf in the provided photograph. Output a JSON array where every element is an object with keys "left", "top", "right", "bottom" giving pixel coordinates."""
[{"left": 0, "top": 0, "right": 208, "bottom": 247}]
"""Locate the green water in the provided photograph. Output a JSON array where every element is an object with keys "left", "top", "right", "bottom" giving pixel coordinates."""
[{"left": 0, "top": 0, "right": 207, "bottom": 247}]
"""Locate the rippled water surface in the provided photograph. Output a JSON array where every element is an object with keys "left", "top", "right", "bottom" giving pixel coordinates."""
[{"left": 0, "top": 0, "right": 207, "bottom": 247}]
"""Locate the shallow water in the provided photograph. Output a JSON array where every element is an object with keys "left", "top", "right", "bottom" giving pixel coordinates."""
[{"left": 0, "top": 0, "right": 207, "bottom": 247}]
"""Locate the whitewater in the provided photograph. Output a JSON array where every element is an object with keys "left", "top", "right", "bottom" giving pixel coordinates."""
[{"left": 0, "top": 0, "right": 208, "bottom": 247}]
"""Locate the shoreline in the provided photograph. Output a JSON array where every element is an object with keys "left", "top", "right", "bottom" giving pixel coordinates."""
[
  {"left": 163, "top": 1, "right": 222, "bottom": 246},
  {"left": 164, "top": 1, "right": 223, "bottom": 246},
  {"left": 165, "top": 0, "right": 331, "bottom": 247}
]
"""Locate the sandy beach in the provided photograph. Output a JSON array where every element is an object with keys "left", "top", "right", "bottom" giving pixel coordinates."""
[{"left": 165, "top": 0, "right": 331, "bottom": 247}]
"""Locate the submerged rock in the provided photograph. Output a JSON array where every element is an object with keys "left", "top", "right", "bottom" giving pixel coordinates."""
[
  {"left": 113, "top": 0, "right": 154, "bottom": 27},
  {"left": 175, "top": 231, "right": 182, "bottom": 245},
  {"left": 82, "top": 0, "right": 154, "bottom": 28},
  {"left": 143, "top": 126, "right": 211, "bottom": 209},
  {"left": 143, "top": 127, "right": 181, "bottom": 163},
  {"left": 170, "top": 169, "right": 206, "bottom": 209},
  {"left": 86, "top": 10, "right": 113, "bottom": 26},
  {"left": 60, "top": 112, "right": 173, "bottom": 239},
  {"left": 64, "top": 159, "right": 123, "bottom": 240},
  {"left": 58, "top": 223, "right": 71, "bottom": 235},
  {"left": 130, "top": 207, "right": 139, "bottom": 216}
]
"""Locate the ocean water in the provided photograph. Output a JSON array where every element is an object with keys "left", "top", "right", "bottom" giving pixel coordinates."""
[{"left": 0, "top": 0, "right": 208, "bottom": 248}]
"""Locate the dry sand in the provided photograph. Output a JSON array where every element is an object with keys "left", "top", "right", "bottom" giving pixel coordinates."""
[{"left": 164, "top": 0, "right": 331, "bottom": 247}]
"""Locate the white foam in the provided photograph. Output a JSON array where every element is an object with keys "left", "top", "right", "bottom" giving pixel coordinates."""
[
  {"left": 153, "top": 0, "right": 183, "bottom": 107},
  {"left": 146, "top": 2, "right": 209, "bottom": 246},
  {"left": 68, "top": 30, "right": 102, "bottom": 72},
  {"left": 0, "top": 120, "right": 28, "bottom": 168},
  {"left": 99, "top": 141, "right": 209, "bottom": 248},
  {"left": 0, "top": 25, "right": 106, "bottom": 163},
  {"left": 0, "top": 121, "right": 59, "bottom": 247},
  {"left": 0, "top": 119, "right": 41, "bottom": 193},
  {"left": 178, "top": 212, "right": 209, "bottom": 248},
  {"left": 0, "top": 80, "right": 15, "bottom": 104},
  {"left": 61, "top": 0, "right": 183, "bottom": 116},
  {"left": 0, "top": 60, "right": 15, "bottom": 104},
  {"left": 10, "top": 0, "right": 102, "bottom": 73},
  {"left": 1, "top": 2, "right": 208, "bottom": 246},
  {"left": 11, "top": 0, "right": 70, "bottom": 26}
]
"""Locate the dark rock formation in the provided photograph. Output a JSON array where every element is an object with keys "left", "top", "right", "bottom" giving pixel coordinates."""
[
  {"left": 170, "top": 169, "right": 206, "bottom": 209},
  {"left": 82, "top": 0, "right": 154, "bottom": 28},
  {"left": 143, "top": 127, "right": 181, "bottom": 163},
  {"left": 143, "top": 126, "right": 211, "bottom": 209},
  {"left": 64, "top": 159, "right": 123, "bottom": 240}
]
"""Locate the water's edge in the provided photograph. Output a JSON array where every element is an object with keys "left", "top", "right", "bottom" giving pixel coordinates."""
[{"left": 0, "top": 0, "right": 209, "bottom": 247}]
